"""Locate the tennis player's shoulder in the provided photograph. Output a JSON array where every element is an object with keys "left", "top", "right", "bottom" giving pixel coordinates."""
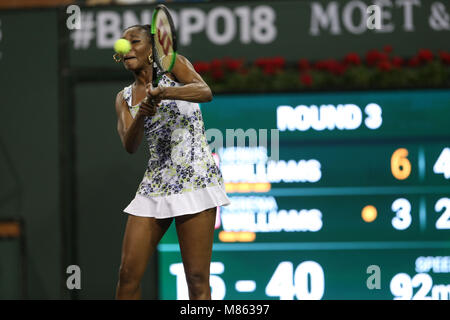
[
  {"left": 115, "top": 89, "right": 124, "bottom": 104},
  {"left": 115, "top": 89, "right": 127, "bottom": 112}
]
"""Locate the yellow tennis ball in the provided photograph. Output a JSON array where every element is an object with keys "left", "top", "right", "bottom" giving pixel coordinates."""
[{"left": 114, "top": 39, "right": 131, "bottom": 55}]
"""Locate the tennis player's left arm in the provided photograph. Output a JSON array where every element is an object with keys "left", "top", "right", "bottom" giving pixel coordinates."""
[{"left": 149, "top": 54, "right": 212, "bottom": 103}]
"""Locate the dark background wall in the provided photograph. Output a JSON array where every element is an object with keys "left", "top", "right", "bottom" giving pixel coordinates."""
[
  {"left": 0, "top": 10, "right": 61, "bottom": 299},
  {"left": 0, "top": 10, "right": 158, "bottom": 299}
]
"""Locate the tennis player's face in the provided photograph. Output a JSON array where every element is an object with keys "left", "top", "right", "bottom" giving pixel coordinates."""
[{"left": 121, "top": 27, "right": 152, "bottom": 71}]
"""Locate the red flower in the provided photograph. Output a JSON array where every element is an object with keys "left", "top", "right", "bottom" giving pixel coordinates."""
[
  {"left": 418, "top": 49, "right": 433, "bottom": 62},
  {"left": 263, "top": 64, "right": 276, "bottom": 75},
  {"left": 366, "top": 50, "right": 379, "bottom": 66},
  {"left": 193, "top": 61, "right": 211, "bottom": 74},
  {"left": 210, "top": 59, "right": 223, "bottom": 70},
  {"left": 272, "top": 56, "right": 285, "bottom": 69},
  {"left": 366, "top": 49, "right": 388, "bottom": 66},
  {"left": 377, "top": 60, "right": 392, "bottom": 72},
  {"left": 314, "top": 60, "right": 326, "bottom": 71},
  {"left": 255, "top": 57, "right": 268, "bottom": 68},
  {"left": 344, "top": 52, "right": 361, "bottom": 66},
  {"left": 315, "top": 59, "right": 346, "bottom": 75},
  {"left": 209, "top": 59, "right": 225, "bottom": 80},
  {"left": 298, "top": 58, "right": 310, "bottom": 71},
  {"left": 383, "top": 45, "right": 393, "bottom": 54},
  {"left": 315, "top": 60, "right": 327, "bottom": 71},
  {"left": 439, "top": 51, "right": 450, "bottom": 65},
  {"left": 391, "top": 56, "right": 404, "bottom": 67},
  {"left": 300, "top": 73, "right": 313, "bottom": 87},
  {"left": 255, "top": 56, "right": 285, "bottom": 75},
  {"left": 314, "top": 59, "right": 329, "bottom": 71},
  {"left": 408, "top": 56, "right": 420, "bottom": 67},
  {"left": 254, "top": 58, "right": 269, "bottom": 74},
  {"left": 333, "top": 62, "right": 347, "bottom": 75},
  {"left": 224, "top": 57, "right": 244, "bottom": 72},
  {"left": 211, "top": 68, "right": 224, "bottom": 80}
]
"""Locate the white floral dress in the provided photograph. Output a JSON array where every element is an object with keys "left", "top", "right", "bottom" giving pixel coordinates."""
[{"left": 122, "top": 74, "right": 231, "bottom": 218}]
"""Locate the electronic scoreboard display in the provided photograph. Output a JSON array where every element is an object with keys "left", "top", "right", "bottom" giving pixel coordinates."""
[{"left": 158, "top": 89, "right": 450, "bottom": 300}]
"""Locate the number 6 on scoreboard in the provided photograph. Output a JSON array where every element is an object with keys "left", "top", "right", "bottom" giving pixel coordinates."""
[{"left": 391, "top": 148, "right": 411, "bottom": 180}]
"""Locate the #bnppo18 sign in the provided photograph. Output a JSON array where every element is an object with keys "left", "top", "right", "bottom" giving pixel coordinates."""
[{"left": 69, "top": 0, "right": 450, "bottom": 67}]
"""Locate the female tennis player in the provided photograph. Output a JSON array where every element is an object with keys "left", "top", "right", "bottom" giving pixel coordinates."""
[{"left": 114, "top": 25, "right": 230, "bottom": 300}]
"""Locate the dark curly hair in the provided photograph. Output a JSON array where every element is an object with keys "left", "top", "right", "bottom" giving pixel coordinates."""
[{"left": 124, "top": 24, "right": 152, "bottom": 43}]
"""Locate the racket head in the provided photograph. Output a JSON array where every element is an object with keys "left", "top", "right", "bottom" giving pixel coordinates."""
[{"left": 151, "top": 4, "right": 177, "bottom": 79}]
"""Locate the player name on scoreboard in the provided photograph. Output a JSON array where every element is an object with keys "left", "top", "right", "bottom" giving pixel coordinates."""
[{"left": 216, "top": 143, "right": 449, "bottom": 242}]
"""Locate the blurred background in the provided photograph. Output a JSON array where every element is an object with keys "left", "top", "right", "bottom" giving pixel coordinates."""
[{"left": 0, "top": 0, "right": 449, "bottom": 300}]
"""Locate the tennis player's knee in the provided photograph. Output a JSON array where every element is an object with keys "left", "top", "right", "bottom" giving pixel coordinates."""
[
  {"left": 185, "top": 270, "right": 210, "bottom": 298},
  {"left": 118, "top": 264, "right": 140, "bottom": 288}
]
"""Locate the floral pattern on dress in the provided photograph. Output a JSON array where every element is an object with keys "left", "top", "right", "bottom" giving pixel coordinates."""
[{"left": 124, "top": 74, "right": 225, "bottom": 197}]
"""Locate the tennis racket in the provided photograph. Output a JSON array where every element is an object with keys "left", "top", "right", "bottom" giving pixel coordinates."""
[{"left": 150, "top": 4, "right": 178, "bottom": 88}]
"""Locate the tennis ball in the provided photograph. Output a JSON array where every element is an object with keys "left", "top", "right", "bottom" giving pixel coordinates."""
[{"left": 114, "top": 39, "right": 131, "bottom": 55}]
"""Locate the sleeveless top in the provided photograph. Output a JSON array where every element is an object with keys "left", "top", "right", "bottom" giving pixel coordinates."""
[{"left": 122, "top": 74, "right": 230, "bottom": 218}]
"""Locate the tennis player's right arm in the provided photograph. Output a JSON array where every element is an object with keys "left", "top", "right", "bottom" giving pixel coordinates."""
[{"left": 115, "top": 91, "right": 145, "bottom": 154}]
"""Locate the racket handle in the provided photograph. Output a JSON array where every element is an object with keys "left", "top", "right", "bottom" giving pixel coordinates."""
[
  {"left": 152, "top": 77, "right": 158, "bottom": 88},
  {"left": 152, "top": 62, "right": 159, "bottom": 88}
]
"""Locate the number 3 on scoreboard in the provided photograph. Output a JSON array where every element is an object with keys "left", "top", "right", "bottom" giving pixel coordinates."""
[{"left": 391, "top": 198, "right": 412, "bottom": 230}]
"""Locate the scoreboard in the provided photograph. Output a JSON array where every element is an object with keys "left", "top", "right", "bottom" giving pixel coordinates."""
[{"left": 157, "top": 89, "right": 450, "bottom": 300}]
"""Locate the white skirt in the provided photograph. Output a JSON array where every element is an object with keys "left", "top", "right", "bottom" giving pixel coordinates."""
[{"left": 123, "top": 184, "right": 231, "bottom": 219}]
